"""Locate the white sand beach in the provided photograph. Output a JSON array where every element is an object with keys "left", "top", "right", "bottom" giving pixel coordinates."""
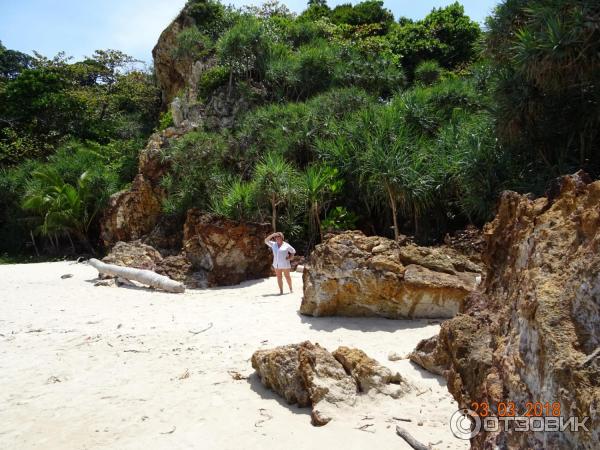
[{"left": 0, "top": 261, "right": 467, "bottom": 450}]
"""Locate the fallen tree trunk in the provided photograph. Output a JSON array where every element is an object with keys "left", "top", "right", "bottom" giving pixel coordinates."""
[
  {"left": 88, "top": 258, "right": 185, "bottom": 293},
  {"left": 396, "top": 425, "right": 429, "bottom": 450}
]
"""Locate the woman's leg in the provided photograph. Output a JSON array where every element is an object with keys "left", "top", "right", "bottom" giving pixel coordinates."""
[
  {"left": 283, "top": 269, "right": 293, "bottom": 293},
  {"left": 275, "top": 269, "right": 284, "bottom": 294}
]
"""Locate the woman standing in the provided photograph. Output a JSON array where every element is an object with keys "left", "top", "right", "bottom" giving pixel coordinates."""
[{"left": 264, "top": 232, "right": 296, "bottom": 295}]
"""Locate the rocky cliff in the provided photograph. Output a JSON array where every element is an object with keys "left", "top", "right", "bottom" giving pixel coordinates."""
[{"left": 411, "top": 171, "right": 600, "bottom": 449}]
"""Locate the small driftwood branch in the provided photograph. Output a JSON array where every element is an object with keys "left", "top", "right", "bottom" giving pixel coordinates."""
[
  {"left": 88, "top": 258, "right": 185, "bottom": 293},
  {"left": 396, "top": 425, "right": 429, "bottom": 450},
  {"left": 189, "top": 323, "right": 213, "bottom": 335}
]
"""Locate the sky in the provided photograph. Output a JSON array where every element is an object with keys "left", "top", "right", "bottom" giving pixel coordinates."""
[{"left": 0, "top": 0, "right": 499, "bottom": 65}]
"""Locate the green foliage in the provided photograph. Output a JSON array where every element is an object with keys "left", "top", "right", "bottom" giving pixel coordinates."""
[
  {"left": 331, "top": 1, "right": 394, "bottom": 33},
  {"left": 3, "top": 139, "right": 133, "bottom": 253},
  {"left": 487, "top": 0, "right": 600, "bottom": 177},
  {"left": 252, "top": 151, "right": 302, "bottom": 231},
  {"left": 185, "top": 0, "right": 236, "bottom": 39},
  {"left": 414, "top": 60, "right": 444, "bottom": 86},
  {"left": 197, "top": 65, "right": 229, "bottom": 99},
  {"left": 303, "top": 164, "right": 342, "bottom": 242},
  {"left": 173, "top": 27, "right": 214, "bottom": 60},
  {"left": 335, "top": 40, "right": 405, "bottom": 98},
  {"left": 22, "top": 169, "right": 97, "bottom": 244},
  {"left": 10, "top": 0, "right": 589, "bottom": 255},
  {"left": 388, "top": 2, "right": 481, "bottom": 76},
  {"left": 158, "top": 111, "right": 174, "bottom": 131},
  {"left": 234, "top": 87, "right": 375, "bottom": 167},
  {"left": 216, "top": 15, "right": 271, "bottom": 83},
  {"left": 322, "top": 206, "right": 358, "bottom": 232},
  {"left": 159, "top": 130, "right": 228, "bottom": 215},
  {"left": 210, "top": 177, "right": 258, "bottom": 222},
  {"left": 0, "top": 47, "right": 159, "bottom": 163},
  {"left": 0, "top": 41, "right": 33, "bottom": 79}
]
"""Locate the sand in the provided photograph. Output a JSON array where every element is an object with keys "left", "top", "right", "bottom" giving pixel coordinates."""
[{"left": 0, "top": 261, "right": 468, "bottom": 450}]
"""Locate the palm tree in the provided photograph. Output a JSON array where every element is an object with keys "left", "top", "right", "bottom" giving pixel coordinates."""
[
  {"left": 355, "top": 107, "right": 433, "bottom": 240},
  {"left": 303, "top": 164, "right": 341, "bottom": 243},
  {"left": 253, "top": 152, "right": 300, "bottom": 232},
  {"left": 210, "top": 177, "right": 257, "bottom": 222},
  {"left": 22, "top": 168, "right": 98, "bottom": 252}
]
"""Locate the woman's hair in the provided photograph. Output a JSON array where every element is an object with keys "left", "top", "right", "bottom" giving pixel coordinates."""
[{"left": 275, "top": 232, "right": 284, "bottom": 240}]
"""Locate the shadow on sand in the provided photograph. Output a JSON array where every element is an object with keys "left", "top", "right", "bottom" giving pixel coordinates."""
[
  {"left": 297, "top": 311, "right": 438, "bottom": 333},
  {"left": 407, "top": 361, "right": 447, "bottom": 386},
  {"left": 246, "top": 372, "right": 311, "bottom": 418},
  {"left": 207, "top": 278, "right": 266, "bottom": 290},
  {"left": 83, "top": 277, "right": 158, "bottom": 292}
]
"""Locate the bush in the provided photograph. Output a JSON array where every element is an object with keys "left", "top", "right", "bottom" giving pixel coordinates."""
[
  {"left": 387, "top": 2, "right": 481, "bottom": 77},
  {"left": 158, "top": 110, "right": 174, "bottom": 131},
  {"left": 185, "top": 0, "right": 236, "bottom": 39},
  {"left": 216, "top": 15, "right": 272, "bottom": 83},
  {"left": 173, "top": 27, "right": 213, "bottom": 60},
  {"left": 210, "top": 177, "right": 258, "bottom": 222},
  {"left": 414, "top": 60, "right": 444, "bottom": 85},
  {"left": 197, "top": 65, "right": 229, "bottom": 99},
  {"left": 335, "top": 43, "right": 405, "bottom": 98},
  {"left": 235, "top": 87, "right": 374, "bottom": 167},
  {"left": 159, "top": 130, "right": 229, "bottom": 215}
]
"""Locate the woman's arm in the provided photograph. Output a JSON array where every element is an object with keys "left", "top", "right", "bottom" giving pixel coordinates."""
[
  {"left": 264, "top": 232, "right": 277, "bottom": 246},
  {"left": 286, "top": 244, "right": 296, "bottom": 259}
]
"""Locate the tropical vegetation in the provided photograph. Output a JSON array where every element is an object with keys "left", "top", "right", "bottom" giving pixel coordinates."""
[{"left": 1, "top": 0, "right": 598, "bottom": 258}]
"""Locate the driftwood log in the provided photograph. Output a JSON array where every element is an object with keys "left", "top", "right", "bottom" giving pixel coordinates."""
[
  {"left": 396, "top": 425, "right": 430, "bottom": 450},
  {"left": 88, "top": 258, "right": 185, "bottom": 293}
]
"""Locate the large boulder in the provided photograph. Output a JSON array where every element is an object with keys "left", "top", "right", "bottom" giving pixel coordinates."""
[
  {"left": 183, "top": 210, "right": 272, "bottom": 286},
  {"left": 413, "top": 171, "right": 600, "bottom": 449},
  {"left": 102, "top": 240, "right": 162, "bottom": 271},
  {"left": 301, "top": 231, "right": 481, "bottom": 319},
  {"left": 252, "top": 341, "right": 409, "bottom": 426},
  {"left": 100, "top": 175, "right": 163, "bottom": 246}
]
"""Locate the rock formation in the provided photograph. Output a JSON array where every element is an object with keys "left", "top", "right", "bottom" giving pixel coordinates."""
[
  {"left": 100, "top": 127, "right": 188, "bottom": 247},
  {"left": 332, "top": 346, "right": 409, "bottom": 398},
  {"left": 101, "top": 211, "right": 273, "bottom": 288},
  {"left": 410, "top": 172, "right": 600, "bottom": 449},
  {"left": 102, "top": 240, "right": 162, "bottom": 271},
  {"left": 251, "top": 341, "right": 409, "bottom": 426},
  {"left": 183, "top": 210, "right": 272, "bottom": 286},
  {"left": 301, "top": 231, "right": 481, "bottom": 319}
]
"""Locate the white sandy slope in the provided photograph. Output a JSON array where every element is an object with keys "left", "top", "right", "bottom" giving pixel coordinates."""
[{"left": 0, "top": 261, "right": 468, "bottom": 450}]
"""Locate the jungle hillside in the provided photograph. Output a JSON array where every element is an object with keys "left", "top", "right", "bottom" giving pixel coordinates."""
[{"left": 1, "top": 0, "right": 599, "bottom": 259}]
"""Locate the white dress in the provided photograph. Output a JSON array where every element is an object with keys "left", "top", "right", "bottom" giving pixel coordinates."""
[{"left": 266, "top": 241, "right": 296, "bottom": 269}]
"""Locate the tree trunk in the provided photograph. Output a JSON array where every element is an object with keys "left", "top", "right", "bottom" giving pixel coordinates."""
[
  {"left": 271, "top": 195, "right": 277, "bottom": 232},
  {"left": 227, "top": 69, "right": 233, "bottom": 99},
  {"left": 67, "top": 232, "right": 76, "bottom": 253},
  {"left": 395, "top": 426, "right": 429, "bottom": 450},
  {"left": 314, "top": 203, "right": 323, "bottom": 242},
  {"left": 413, "top": 205, "right": 420, "bottom": 240},
  {"left": 386, "top": 185, "right": 399, "bottom": 241},
  {"left": 88, "top": 259, "right": 185, "bottom": 293},
  {"left": 30, "top": 230, "right": 40, "bottom": 257}
]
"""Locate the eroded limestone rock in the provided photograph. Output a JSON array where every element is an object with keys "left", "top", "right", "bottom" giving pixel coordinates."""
[
  {"left": 301, "top": 231, "right": 481, "bottom": 319},
  {"left": 298, "top": 342, "right": 357, "bottom": 426},
  {"left": 414, "top": 171, "right": 600, "bottom": 449},
  {"left": 332, "top": 346, "right": 409, "bottom": 398},
  {"left": 102, "top": 240, "right": 162, "bottom": 271},
  {"left": 183, "top": 210, "right": 272, "bottom": 286},
  {"left": 251, "top": 343, "right": 311, "bottom": 407},
  {"left": 251, "top": 342, "right": 409, "bottom": 426}
]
